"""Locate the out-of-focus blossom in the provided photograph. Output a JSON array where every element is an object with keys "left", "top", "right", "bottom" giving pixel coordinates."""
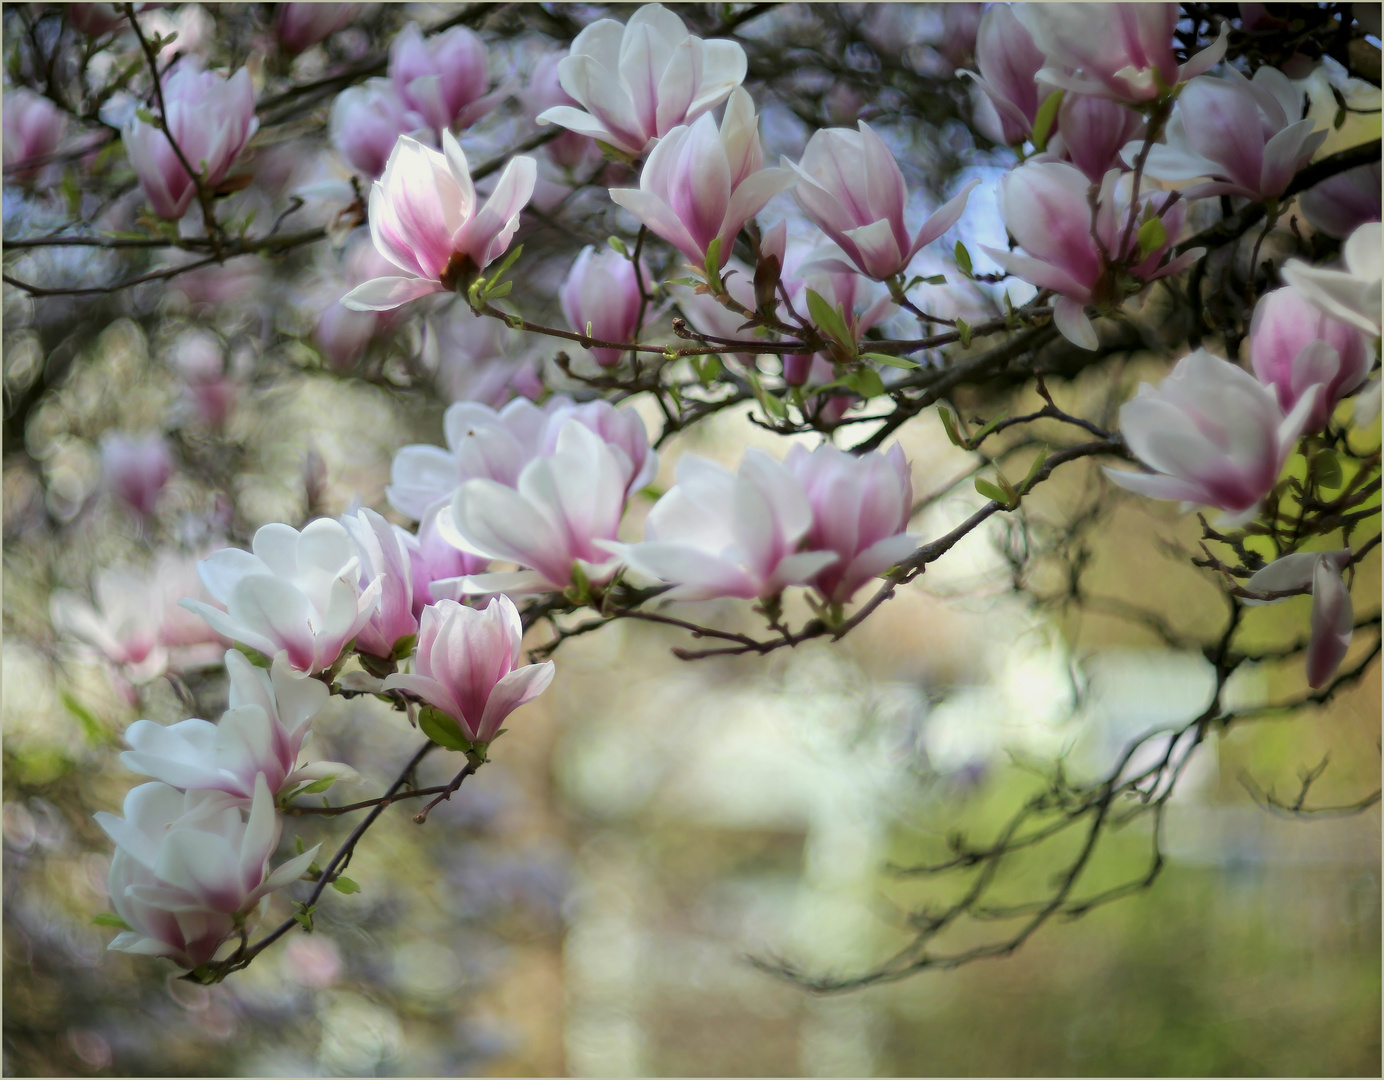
[
  {"left": 1281, "top": 222, "right": 1383, "bottom": 337},
  {"left": 610, "top": 88, "right": 793, "bottom": 270},
  {"left": 1250, "top": 284, "right": 1372, "bottom": 432},
  {"left": 785, "top": 121, "right": 979, "bottom": 280},
  {"left": 397, "top": 507, "right": 489, "bottom": 619},
  {"left": 96, "top": 776, "right": 320, "bottom": 970},
  {"left": 121, "top": 651, "right": 337, "bottom": 799},
  {"left": 389, "top": 23, "right": 503, "bottom": 132},
  {"left": 181, "top": 519, "right": 382, "bottom": 673},
  {"left": 1299, "top": 161, "right": 1382, "bottom": 240},
  {"left": 782, "top": 240, "right": 895, "bottom": 354},
  {"left": 938, "top": 3, "right": 985, "bottom": 70},
  {"left": 341, "top": 132, "right": 537, "bottom": 312},
  {"left": 1244, "top": 549, "right": 1354, "bottom": 687},
  {"left": 3, "top": 88, "right": 67, "bottom": 178},
  {"left": 984, "top": 162, "right": 1199, "bottom": 349},
  {"left": 521, "top": 52, "right": 601, "bottom": 170},
  {"left": 537, "top": 3, "right": 747, "bottom": 157},
  {"left": 439, "top": 421, "right": 630, "bottom": 594},
  {"left": 142, "top": 4, "right": 215, "bottom": 63},
  {"left": 171, "top": 330, "right": 237, "bottom": 428},
  {"left": 100, "top": 431, "right": 173, "bottom": 518},
  {"left": 1133, "top": 66, "right": 1324, "bottom": 200},
  {"left": 66, "top": 4, "right": 125, "bottom": 35},
  {"left": 382, "top": 596, "right": 554, "bottom": 745},
  {"left": 313, "top": 233, "right": 405, "bottom": 371},
  {"left": 417, "top": 304, "right": 546, "bottom": 406},
  {"left": 277, "top": 3, "right": 360, "bottom": 54},
  {"left": 960, "top": 5, "right": 1052, "bottom": 145},
  {"left": 1105, "top": 348, "right": 1320, "bottom": 524},
  {"left": 559, "top": 245, "right": 648, "bottom": 367},
  {"left": 618, "top": 449, "right": 839, "bottom": 601},
  {"left": 330, "top": 78, "right": 424, "bottom": 180},
  {"left": 123, "top": 59, "right": 258, "bottom": 220},
  {"left": 340, "top": 506, "right": 418, "bottom": 659},
  {"left": 1051, "top": 94, "right": 1144, "bottom": 182},
  {"left": 785, "top": 442, "right": 915, "bottom": 605},
  {"left": 541, "top": 399, "right": 659, "bottom": 493},
  {"left": 1015, "top": 3, "right": 1229, "bottom": 104}
]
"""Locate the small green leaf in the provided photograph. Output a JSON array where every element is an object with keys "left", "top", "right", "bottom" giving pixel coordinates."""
[
  {"left": 975, "top": 477, "right": 1009, "bottom": 505},
  {"left": 234, "top": 642, "right": 272, "bottom": 668},
  {"left": 938, "top": 406, "right": 965, "bottom": 447},
  {"left": 1334, "top": 107, "right": 1347, "bottom": 130},
  {"left": 607, "top": 235, "right": 629, "bottom": 257},
  {"left": 134, "top": 106, "right": 159, "bottom": 126},
  {"left": 804, "top": 288, "right": 854, "bottom": 349},
  {"left": 861, "top": 351, "right": 920, "bottom": 370},
  {"left": 490, "top": 243, "right": 523, "bottom": 280},
  {"left": 1314, "top": 448, "right": 1343, "bottom": 490},
  {"left": 293, "top": 910, "right": 314, "bottom": 930},
  {"left": 703, "top": 238, "right": 724, "bottom": 292},
  {"left": 954, "top": 241, "right": 973, "bottom": 278},
  {"left": 1137, "top": 216, "right": 1167, "bottom": 260},
  {"left": 298, "top": 776, "right": 336, "bottom": 796},
  {"left": 484, "top": 279, "right": 512, "bottom": 299},
  {"left": 295, "top": 835, "right": 305, "bottom": 855},
  {"left": 1020, "top": 447, "right": 1049, "bottom": 493},
  {"left": 956, "top": 318, "right": 972, "bottom": 349},
  {"left": 920, "top": 274, "right": 948, "bottom": 286},
  {"left": 92, "top": 913, "right": 132, "bottom": 930},
  {"left": 692, "top": 354, "right": 723, "bottom": 386},
  {"left": 419, "top": 706, "right": 473, "bottom": 753},
  {"left": 1030, "top": 89, "right": 1064, "bottom": 152},
  {"left": 330, "top": 876, "right": 361, "bottom": 895},
  {"left": 390, "top": 633, "right": 417, "bottom": 661},
  {"left": 664, "top": 276, "right": 698, "bottom": 287},
  {"left": 845, "top": 368, "right": 887, "bottom": 399}
]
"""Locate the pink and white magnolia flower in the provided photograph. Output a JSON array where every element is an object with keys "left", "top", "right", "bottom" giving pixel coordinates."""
[
  {"left": 340, "top": 506, "right": 419, "bottom": 659},
  {"left": 388, "top": 23, "right": 505, "bottom": 133},
  {"left": 541, "top": 399, "right": 659, "bottom": 494},
  {"left": 1050, "top": 94, "right": 1144, "bottom": 182},
  {"left": 123, "top": 58, "right": 258, "bottom": 220},
  {"left": 609, "top": 87, "right": 794, "bottom": 270},
  {"left": 1105, "top": 348, "right": 1320, "bottom": 525},
  {"left": 536, "top": 3, "right": 747, "bottom": 157},
  {"left": 1250, "top": 285, "right": 1372, "bottom": 432},
  {"left": 330, "top": 78, "right": 425, "bottom": 180},
  {"left": 1281, "top": 222, "right": 1383, "bottom": 338},
  {"left": 100, "top": 431, "right": 174, "bottom": 518},
  {"left": 1299, "top": 162, "right": 1382, "bottom": 240},
  {"left": 276, "top": 3, "right": 360, "bottom": 54},
  {"left": 618, "top": 449, "right": 839, "bottom": 601},
  {"left": 785, "top": 121, "right": 979, "bottom": 281},
  {"left": 984, "top": 162, "right": 1199, "bottom": 350},
  {"left": 341, "top": 131, "right": 537, "bottom": 312},
  {"left": 382, "top": 596, "right": 555, "bottom": 745},
  {"left": 438, "top": 421, "right": 631, "bottom": 595},
  {"left": 397, "top": 507, "right": 489, "bottom": 619},
  {"left": 1243, "top": 550, "right": 1354, "bottom": 688},
  {"left": 785, "top": 442, "right": 916, "bottom": 606},
  {"left": 181, "top": 519, "right": 382, "bottom": 673},
  {"left": 1132, "top": 66, "right": 1325, "bottom": 201},
  {"left": 559, "top": 244, "right": 648, "bottom": 367},
  {"left": 960, "top": 4, "right": 1053, "bottom": 145},
  {"left": 97, "top": 776, "right": 320, "bottom": 969},
  {"left": 1015, "top": 3, "right": 1229, "bottom": 104},
  {"left": 120, "top": 651, "right": 340, "bottom": 800},
  {"left": 3, "top": 88, "right": 66, "bottom": 177}
]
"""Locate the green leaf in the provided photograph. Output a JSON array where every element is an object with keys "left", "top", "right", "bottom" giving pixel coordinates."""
[
  {"left": 92, "top": 913, "right": 132, "bottom": 930},
  {"left": 954, "top": 241, "right": 973, "bottom": 278},
  {"left": 845, "top": 368, "right": 887, "bottom": 399},
  {"left": 1020, "top": 447, "right": 1049, "bottom": 493},
  {"left": 691, "top": 354, "right": 723, "bottom": 386},
  {"left": 389, "top": 633, "right": 417, "bottom": 661},
  {"left": 920, "top": 273, "right": 948, "bottom": 286},
  {"left": 1314, "top": 448, "right": 1343, "bottom": 490},
  {"left": 419, "top": 706, "right": 473, "bottom": 753},
  {"left": 490, "top": 244, "right": 524, "bottom": 280},
  {"left": 804, "top": 288, "right": 854, "bottom": 349},
  {"left": 747, "top": 369, "right": 788, "bottom": 419},
  {"left": 703, "top": 238, "right": 724, "bottom": 292},
  {"left": 298, "top": 776, "right": 336, "bottom": 796},
  {"left": 956, "top": 318, "right": 972, "bottom": 349},
  {"left": 293, "top": 910, "right": 314, "bottom": 930},
  {"left": 330, "top": 876, "right": 361, "bottom": 895},
  {"left": 975, "top": 477, "right": 1009, "bottom": 505},
  {"left": 664, "top": 277, "right": 698, "bottom": 287},
  {"left": 134, "top": 106, "right": 158, "bottom": 127},
  {"left": 937, "top": 406, "right": 965, "bottom": 447},
  {"left": 234, "top": 642, "right": 272, "bottom": 668},
  {"left": 607, "top": 235, "right": 629, "bottom": 257},
  {"left": 861, "top": 351, "right": 920, "bottom": 370},
  {"left": 61, "top": 691, "right": 107, "bottom": 745},
  {"left": 1030, "top": 89, "right": 1064, "bottom": 152},
  {"left": 1137, "top": 216, "right": 1167, "bottom": 260},
  {"left": 483, "top": 279, "right": 512, "bottom": 299}
]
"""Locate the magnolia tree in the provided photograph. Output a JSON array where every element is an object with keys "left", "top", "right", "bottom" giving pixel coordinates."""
[{"left": 3, "top": 1, "right": 1380, "bottom": 998}]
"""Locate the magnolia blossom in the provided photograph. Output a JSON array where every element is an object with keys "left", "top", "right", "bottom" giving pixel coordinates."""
[
  {"left": 1280, "top": 222, "right": 1383, "bottom": 337},
  {"left": 1299, "top": 162, "right": 1382, "bottom": 240},
  {"left": 389, "top": 23, "right": 504, "bottom": 132},
  {"left": 340, "top": 506, "right": 418, "bottom": 659},
  {"left": 781, "top": 237, "right": 895, "bottom": 357},
  {"left": 341, "top": 132, "right": 537, "bottom": 312},
  {"left": 97, "top": 776, "right": 320, "bottom": 969},
  {"left": 1105, "top": 348, "right": 1320, "bottom": 524},
  {"left": 3, "top": 88, "right": 66, "bottom": 177},
  {"left": 619, "top": 450, "right": 839, "bottom": 601},
  {"left": 277, "top": 3, "right": 359, "bottom": 54},
  {"left": 171, "top": 330, "right": 237, "bottom": 428},
  {"left": 397, "top": 507, "right": 488, "bottom": 619},
  {"left": 382, "top": 596, "right": 555, "bottom": 745},
  {"left": 330, "top": 78, "right": 424, "bottom": 180},
  {"left": 1249, "top": 285, "right": 1372, "bottom": 432},
  {"left": 1050, "top": 94, "right": 1144, "bottom": 182},
  {"left": 1015, "top": 3, "right": 1229, "bottom": 104},
  {"left": 536, "top": 3, "right": 747, "bottom": 157},
  {"left": 123, "top": 59, "right": 258, "bottom": 220},
  {"left": 418, "top": 304, "right": 546, "bottom": 406},
  {"left": 786, "top": 121, "right": 979, "bottom": 281},
  {"left": 961, "top": 4, "right": 1052, "bottom": 145},
  {"left": 182, "top": 519, "right": 382, "bottom": 673},
  {"left": 785, "top": 443, "right": 915, "bottom": 605},
  {"left": 313, "top": 232, "right": 405, "bottom": 371},
  {"left": 66, "top": 4, "right": 125, "bottom": 35},
  {"left": 521, "top": 52, "right": 601, "bottom": 170},
  {"left": 560, "top": 245, "right": 648, "bottom": 367},
  {"left": 984, "top": 162, "right": 1200, "bottom": 349},
  {"left": 100, "top": 431, "right": 173, "bottom": 518},
  {"left": 1133, "top": 66, "right": 1325, "bottom": 201},
  {"left": 609, "top": 87, "right": 793, "bottom": 270},
  {"left": 438, "top": 421, "right": 631, "bottom": 594},
  {"left": 540, "top": 399, "right": 659, "bottom": 494},
  {"left": 121, "top": 651, "right": 338, "bottom": 799},
  {"left": 1244, "top": 550, "right": 1354, "bottom": 687}
]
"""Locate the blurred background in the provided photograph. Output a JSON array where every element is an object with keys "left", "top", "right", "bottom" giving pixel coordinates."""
[{"left": 3, "top": 1, "right": 1380, "bottom": 1076}]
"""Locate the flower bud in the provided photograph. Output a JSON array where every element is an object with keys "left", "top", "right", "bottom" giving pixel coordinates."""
[
  {"left": 330, "top": 78, "right": 424, "bottom": 180},
  {"left": 389, "top": 23, "right": 499, "bottom": 132},
  {"left": 559, "top": 245, "right": 646, "bottom": 367},
  {"left": 100, "top": 431, "right": 173, "bottom": 519},
  {"left": 2, "top": 88, "right": 66, "bottom": 179}
]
